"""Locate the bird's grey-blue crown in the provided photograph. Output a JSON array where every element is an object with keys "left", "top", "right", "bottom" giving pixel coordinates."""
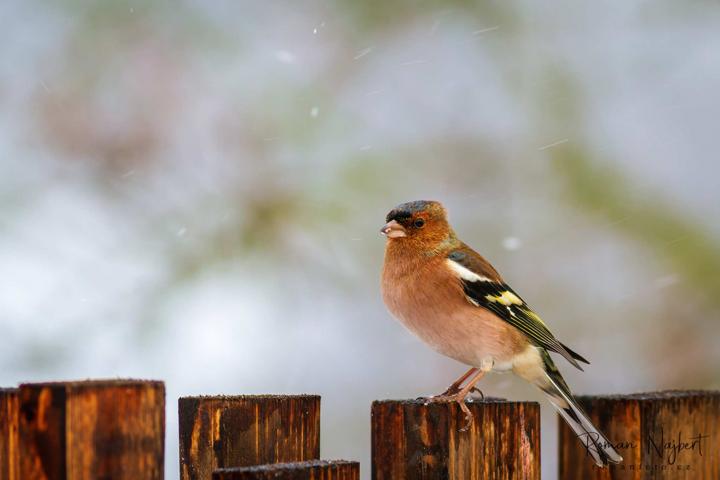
[{"left": 385, "top": 200, "right": 436, "bottom": 222}]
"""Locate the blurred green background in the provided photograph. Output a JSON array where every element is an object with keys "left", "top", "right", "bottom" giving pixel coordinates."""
[{"left": 1, "top": 1, "right": 719, "bottom": 478}]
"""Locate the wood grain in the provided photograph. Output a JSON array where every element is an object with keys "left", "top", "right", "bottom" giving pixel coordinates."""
[
  {"left": 212, "top": 460, "right": 359, "bottom": 480},
  {"left": 371, "top": 398, "right": 540, "bottom": 480},
  {"left": 558, "top": 390, "right": 720, "bottom": 480},
  {"left": 179, "top": 395, "right": 321, "bottom": 480},
  {"left": 18, "top": 379, "right": 165, "bottom": 480},
  {"left": 0, "top": 389, "right": 19, "bottom": 480}
]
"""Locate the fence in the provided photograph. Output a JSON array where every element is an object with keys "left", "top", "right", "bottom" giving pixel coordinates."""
[{"left": 0, "top": 380, "right": 718, "bottom": 479}]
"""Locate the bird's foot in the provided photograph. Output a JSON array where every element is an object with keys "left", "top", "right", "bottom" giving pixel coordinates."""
[
  {"left": 420, "top": 365, "right": 490, "bottom": 431},
  {"left": 438, "top": 382, "right": 482, "bottom": 398},
  {"left": 421, "top": 393, "right": 474, "bottom": 431},
  {"left": 437, "top": 367, "right": 478, "bottom": 397},
  {"left": 431, "top": 386, "right": 483, "bottom": 402},
  {"left": 423, "top": 393, "right": 457, "bottom": 403}
]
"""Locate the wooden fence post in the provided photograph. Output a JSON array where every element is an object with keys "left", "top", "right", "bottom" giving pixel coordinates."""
[
  {"left": 0, "top": 389, "right": 19, "bottom": 480},
  {"left": 18, "top": 379, "right": 165, "bottom": 480},
  {"left": 558, "top": 390, "right": 720, "bottom": 479},
  {"left": 179, "top": 395, "right": 321, "bottom": 480},
  {"left": 371, "top": 398, "right": 541, "bottom": 480},
  {"left": 212, "top": 460, "right": 359, "bottom": 480}
]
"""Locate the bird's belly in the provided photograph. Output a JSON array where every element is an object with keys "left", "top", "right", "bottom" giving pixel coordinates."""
[
  {"left": 393, "top": 303, "right": 523, "bottom": 369},
  {"left": 382, "top": 259, "right": 528, "bottom": 370}
]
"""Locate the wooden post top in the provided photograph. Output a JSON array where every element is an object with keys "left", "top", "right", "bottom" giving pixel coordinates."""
[
  {"left": 18, "top": 379, "right": 165, "bottom": 480},
  {"left": 372, "top": 396, "right": 519, "bottom": 405},
  {"left": 215, "top": 459, "right": 356, "bottom": 470},
  {"left": 20, "top": 379, "right": 165, "bottom": 389},
  {"left": 558, "top": 389, "right": 720, "bottom": 480},
  {"left": 179, "top": 394, "right": 321, "bottom": 401},
  {"left": 372, "top": 397, "right": 541, "bottom": 480},
  {"left": 573, "top": 390, "right": 720, "bottom": 401},
  {"left": 179, "top": 393, "right": 321, "bottom": 480},
  {"left": 212, "top": 460, "right": 359, "bottom": 480}
]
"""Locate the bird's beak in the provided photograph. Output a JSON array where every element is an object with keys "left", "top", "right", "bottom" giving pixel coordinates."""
[{"left": 380, "top": 220, "right": 407, "bottom": 238}]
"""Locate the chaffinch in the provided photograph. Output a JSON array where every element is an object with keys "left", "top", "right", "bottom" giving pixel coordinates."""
[{"left": 380, "top": 200, "right": 622, "bottom": 467}]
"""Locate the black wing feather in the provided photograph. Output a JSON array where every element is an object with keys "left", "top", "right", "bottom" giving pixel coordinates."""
[{"left": 449, "top": 250, "right": 588, "bottom": 370}]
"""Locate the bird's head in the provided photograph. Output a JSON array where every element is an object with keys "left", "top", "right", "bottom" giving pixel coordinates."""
[{"left": 381, "top": 200, "right": 453, "bottom": 249}]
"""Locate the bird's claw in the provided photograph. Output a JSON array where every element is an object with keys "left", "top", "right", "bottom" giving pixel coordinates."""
[
  {"left": 457, "top": 400, "right": 474, "bottom": 432},
  {"left": 423, "top": 394, "right": 475, "bottom": 432},
  {"left": 470, "top": 387, "right": 484, "bottom": 399},
  {"left": 459, "top": 413, "right": 473, "bottom": 432},
  {"left": 423, "top": 394, "right": 454, "bottom": 403}
]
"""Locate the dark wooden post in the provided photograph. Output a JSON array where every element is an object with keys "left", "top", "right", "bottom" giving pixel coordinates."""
[
  {"left": 212, "top": 460, "right": 359, "bottom": 480},
  {"left": 179, "top": 395, "right": 321, "bottom": 480},
  {"left": 558, "top": 390, "right": 720, "bottom": 479},
  {"left": 0, "top": 389, "right": 19, "bottom": 480},
  {"left": 18, "top": 379, "right": 165, "bottom": 480},
  {"left": 371, "top": 398, "right": 541, "bottom": 480}
]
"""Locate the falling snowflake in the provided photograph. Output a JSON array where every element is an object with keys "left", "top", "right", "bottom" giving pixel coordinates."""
[{"left": 502, "top": 236, "right": 522, "bottom": 251}]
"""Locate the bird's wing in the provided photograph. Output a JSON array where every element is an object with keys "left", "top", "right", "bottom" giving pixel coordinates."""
[{"left": 447, "top": 246, "right": 589, "bottom": 370}]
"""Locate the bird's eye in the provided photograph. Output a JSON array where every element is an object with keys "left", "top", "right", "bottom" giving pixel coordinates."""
[{"left": 414, "top": 218, "right": 425, "bottom": 228}]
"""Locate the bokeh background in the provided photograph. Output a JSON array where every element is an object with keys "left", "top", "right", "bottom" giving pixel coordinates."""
[{"left": 2, "top": 1, "right": 720, "bottom": 478}]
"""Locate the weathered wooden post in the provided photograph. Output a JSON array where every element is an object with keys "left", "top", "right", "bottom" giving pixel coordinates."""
[
  {"left": 0, "top": 389, "right": 19, "bottom": 480},
  {"left": 371, "top": 398, "right": 541, "bottom": 479},
  {"left": 18, "top": 379, "right": 165, "bottom": 480},
  {"left": 212, "top": 460, "right": 359, "bottom": 480},
  {"left": 179, "top": 395, "right": 321, "bottom": 480},
  {"left": 558, "top": 390, "right": 720, "bottom": 479}
]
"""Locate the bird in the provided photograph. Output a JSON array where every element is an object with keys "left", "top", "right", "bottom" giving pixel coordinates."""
[{"left": 380, "top": 200, "right": 622, "bottom": 467}]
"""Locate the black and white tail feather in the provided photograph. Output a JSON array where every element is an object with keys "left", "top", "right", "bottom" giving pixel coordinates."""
[
  {"left": 446, "top": 248, "right": 623, "bottom": 467},
  {"left": 539, "top": 353, "right": 623, "bottom": 467}
]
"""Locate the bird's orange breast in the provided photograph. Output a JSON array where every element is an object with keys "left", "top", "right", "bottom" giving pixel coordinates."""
[{"left": 381, "top": 249, "right": 528, "bottom": 367}]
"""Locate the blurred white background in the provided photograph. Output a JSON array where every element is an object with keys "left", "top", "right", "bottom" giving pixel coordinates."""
[{"left": 2, "top": 1, "right": 719, "bottom": 478}]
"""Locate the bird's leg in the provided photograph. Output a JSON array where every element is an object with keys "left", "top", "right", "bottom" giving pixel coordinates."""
[
  {"left": 423, "top": 369, "right": 486, "bottom": 428},
  {"left": 453, "top": 368, "right": 489, "bottom": 431},
  {"left": 423, "top": 358, "right": 494, "bottom": 431},
  {"left": 437, "top": 367, "right": 478, "bottom": 396}
]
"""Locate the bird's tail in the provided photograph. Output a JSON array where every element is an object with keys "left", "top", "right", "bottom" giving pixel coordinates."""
[{"left": 538, "top": 351, "right": 623, "bottom": 467}]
